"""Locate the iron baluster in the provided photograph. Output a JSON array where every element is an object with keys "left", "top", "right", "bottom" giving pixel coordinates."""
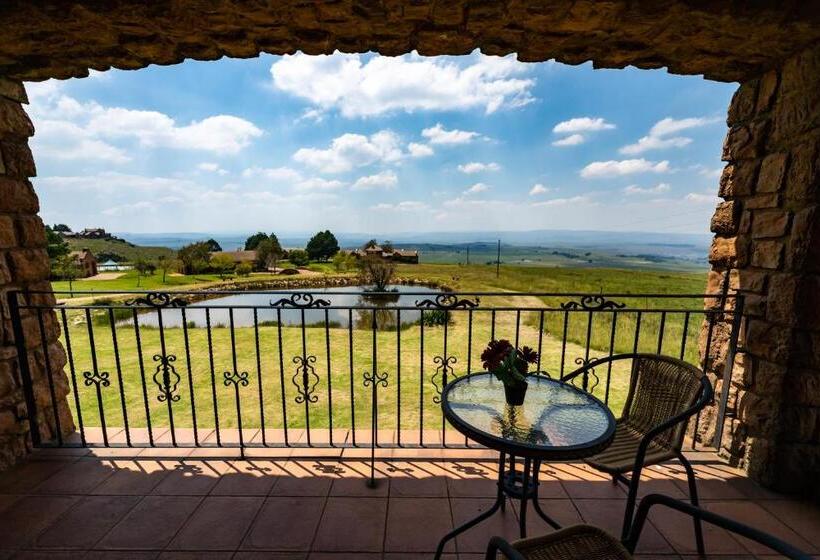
[
  {"left": 132, "top": 308, "right": 153, "bottom": 446},
  {"left": 181, "top": 307, "right": 199, "bottom": 446},
  {"left": 108, "top": 307, "right": 131, "bottom": 446},
  {"left": 39, "top": 308, "right": 62, "bottom": 445},
  {"left": 60, "top": 307, "right": 85, "bottom": 446},
  {"left": 84, "top": 308, "right": 107, "bottom": 446}
]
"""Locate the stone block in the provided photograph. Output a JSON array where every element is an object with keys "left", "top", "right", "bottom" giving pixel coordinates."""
[
  {"left": 0, "top": 79, "right": 27, "bottom": 104},
  {"left": 784, "top": 141, "right": 819, "bottom": 202},
  {"left": 710, "top": 200, "right": 740, "bottom": 234},
  {"left": 737, "top": 269, "right": 768, "bottom": 293},
  {"left": 751, "top": 209, "right": 790, "bottom": 238},
  {"left": 6, "top": 249, "right": 49, "bottom": 282},
  {"left": 0, "top": 140, "right": 36, "bottom": 179},
  {"left": 718, "top": 161, "right": 758, "bottom": 197},
  {"left": 780, "top": 406, "right": 818, "bottom": 443},
  {"left": 765, "top": 272, "right": 799, "bottom": 325},
  {"left": 756, "top": 153, "right": 788, "bottom": 193},
  {"left": 14, "top": 215, "right": 45, "bottom": 248},
  {"left": 737, "top": 390, "right": 780, "bottom": 436},
  {"left": 751, "top": 239, "right": 783, "bottom": 269},
  {"left": 723, "top": 124, "right": 765, "bottom": 161},
  {"left": 784, "top": 370, "right": 820, "bottom": 407},
  {"left": 0, "top": 178, "right": 39, "bottom": 214},
  {"left": 727, "top": 80, "right": 758, "bottom": 125},
  {"left": 708, "top": 235, "right": 748, "bottom": 267},
  {"left": 784, "top": 206, "right": 820, "bottom": 271},
  {"left": 0, "top": 215, "right": 16, "bottom": 249},
  {"left": 745, "top": 318, "right": 791, "bottom": 364},
  {"left": 755, "top": 70, "right": 778, "bottom": 114},
  {"left": 0, "top": 99, "right": 34, "bottom": 139},
  {"left": 745, "top": 192, "right": 780, "bottom": 209}
]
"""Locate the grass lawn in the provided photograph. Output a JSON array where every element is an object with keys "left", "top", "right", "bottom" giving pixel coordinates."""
[{"left": 48, "top": 263, "right": 710, "bottom": 444}]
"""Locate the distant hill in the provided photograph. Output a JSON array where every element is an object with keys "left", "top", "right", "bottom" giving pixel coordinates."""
[{"left": 65, "top": 237, "right": 175, "bottom": 263}]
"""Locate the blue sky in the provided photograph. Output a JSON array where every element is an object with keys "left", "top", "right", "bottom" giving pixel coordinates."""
[{"left": 25, "top": 51, "right": 736, "bottom": 235}]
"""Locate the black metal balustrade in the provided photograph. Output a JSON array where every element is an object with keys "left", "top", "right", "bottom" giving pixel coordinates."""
[{"left": 10, "top": 285, "right": 743, "bottom": 481}]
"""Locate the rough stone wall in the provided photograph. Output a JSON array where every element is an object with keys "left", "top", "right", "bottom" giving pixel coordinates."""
[
  {"left": 0, "top": 79, "right": 73, "bottom": 469},
  {"left": 705, "top": 43, "right": 820, "bottom": 495}
]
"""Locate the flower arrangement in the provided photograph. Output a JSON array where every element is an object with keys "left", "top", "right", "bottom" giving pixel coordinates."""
[{"left": 480, "top": 339, "right": 538, "bottom": 405}]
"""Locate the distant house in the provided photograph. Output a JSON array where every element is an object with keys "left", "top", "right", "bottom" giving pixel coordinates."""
[
  {"left": 98, "top": 259, "right": 131, "bottom": 272},
  {"left": 352, "top": 245, "right": 419, "bottom": 264},
  {"left": 210, "top": 250, "right": 258, "bottom": 266},
  {"left": 62, "top": 227, "right": 111, "bottom": 240},
  {"left": 69, "top": 249, "right": 98, "bottom": 277}
]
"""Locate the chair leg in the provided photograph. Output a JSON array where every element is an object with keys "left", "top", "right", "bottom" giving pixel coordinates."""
[
  {"left": 678, "top": 452, "right": 705, "bottom": 556},
  {"left": 621, "top": 472, "right": 641, "bottom": 542}
]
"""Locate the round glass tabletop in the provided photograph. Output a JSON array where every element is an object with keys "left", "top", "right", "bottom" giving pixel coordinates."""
[{"left": 442, "top": 373, "right": 616, "bottom": 459}]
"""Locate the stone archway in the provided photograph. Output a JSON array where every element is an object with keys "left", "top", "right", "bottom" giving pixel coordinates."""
[{"left": 0, "top": 1, "right": 817, "bottom": 494}]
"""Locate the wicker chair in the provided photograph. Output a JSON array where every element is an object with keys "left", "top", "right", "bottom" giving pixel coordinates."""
[
  {"left": 562, "top": 353, "right": 712, "bottom": 554},
  {"left": 485, "top": 493, "right": 810, "bottom": 560}
]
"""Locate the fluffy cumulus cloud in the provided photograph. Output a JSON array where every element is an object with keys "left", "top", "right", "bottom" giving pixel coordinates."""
[
  {"left": 620, "top": 116, "right": 720, "bottom": 155},
  {"left": 27, "top": 81, "right": 262, "bottom": 159},
  {"left": 421, "top": 123, "right": 482, "bottom": 145},
  {"left": 293, "top": 130, "right": 404, "bottom": 173},
  {"left": 531, "top": 195, "right": 591, "bottom": 207},
  {"left": 580, "top": 159, "right": 670, "bottom": 178},
  {"left": 241, "top": 166, "right": 303, "bottom": 182},
  {"left": 270, "top": 51, "right": 536, "bottom": 118},
  {"left": 463, "top": 182, "right": 490, "bottom": 195},
  {"left": 458, "top": 162, "right": 500, "bottom": 174},
  {"left": 407, "top": 142, "right": 434, "bottom": 157},
  {"left": 294, "top": 177, "right": 346, "bottom": 192},
  {"left": 352, "top": 170, "right": 399, "bottom": 190},
  {"left": 529, "top": 183, "right": 551, "bottom": 195},
  {"left": 198, "top": 162, "right": 228, "bottom": 175},
  {"left": 623, "top": 183, "right": 671, "bottom": 195},
  {"left": 552, "top": 117, "right": 615, "bottom": 147}
]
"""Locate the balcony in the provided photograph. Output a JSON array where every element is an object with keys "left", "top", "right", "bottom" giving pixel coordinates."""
[{"left": 2, "top": 288, "right": 817, "bottom": 557}]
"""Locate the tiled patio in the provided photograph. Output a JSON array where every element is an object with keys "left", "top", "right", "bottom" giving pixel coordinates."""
[{"left": 0, "top": 447, "right": 818, "bottom": 559}]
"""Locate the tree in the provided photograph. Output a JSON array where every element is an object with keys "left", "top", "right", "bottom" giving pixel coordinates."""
[
  {"left": 177, "top": 241, "right": 211, "bottom": 274},
  {"left": 306, "top": 230, "right": 339, "bottom": 261},
  {"left": 210, "top": 254, "right": 236, "bottom": 279},
  {"left": 156, "top": 255, "right": 174, "bottom": 283},
  {"left": 244, "top": 232, "right": 268, "bottom": 251},
  {"left": 236, "top": 262, "right": 253, "bottom": 277},
  {"left": 133, "top": 257, "right": 156, "bottom": 287},
  {"left": 381, "top": 240, "right": 394, "bottom": 253},
  {"left": 45, "top": 225, "right": 69, "bottom": 260},
  {"left": 52, "top": 223, "right": 71, "bottom": 233},
  {"left": 288, "top": 249, "right": 310, "bottom": 267},
  {"left": 204, "top": 238, "right": 222, "bottom": 252},
  {"left": 256, "top": 237, "right": 283, "bottom": 271},
  {"left": 358, "top": 255, "right": 396, "bottom": 291},
  {"left": 97, "top": 251, "right": 126, "bottom": 263},
  {"left": 332, "top": 252, "right": 357, "bottom": 272},
  {"left": 53, "top": 254, "right": 80, "bottom": 295},
  {"left": 364, "top": 239, "right": 378, "bottom": 249}
]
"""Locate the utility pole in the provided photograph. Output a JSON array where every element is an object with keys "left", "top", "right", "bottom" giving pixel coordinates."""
[
  {"left": 466, "top": 246, "right": 470, "bottom": 265},
  {"left": 496, "top": 239, "right": 501, "bottom": 278}
]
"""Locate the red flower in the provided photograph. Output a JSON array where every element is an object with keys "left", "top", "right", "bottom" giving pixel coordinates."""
[
  {"left": 520, "top": 346, "right": 538, "bottom": 364},
  {"left": 481, "top": 339, "right": 513, "bottom": 371}
]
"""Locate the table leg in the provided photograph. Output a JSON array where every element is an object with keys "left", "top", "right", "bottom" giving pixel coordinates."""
[
  {"left": 532, "top": 460, "right": 561, "bottom": 530},
  {"left": 434, "top": 452, "right": 507, "bottom": 560},
  {"left": 519, "top": 457, "right": 531, "bottom": 538}
]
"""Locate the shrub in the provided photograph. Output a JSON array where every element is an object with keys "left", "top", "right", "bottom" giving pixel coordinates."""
[
  {"left": 236, "top": 262, "right": 253, "bottom": 277},
  {"left": 288, "top": 249, "right": 310, "bottom": 267},
  {"left": 420, "top": 309, "right": 452, "bottom": 327}
]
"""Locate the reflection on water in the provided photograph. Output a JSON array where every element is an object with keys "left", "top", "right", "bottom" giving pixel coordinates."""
[{"left": 128, "top": 285, "right": 440, "bottom": 329}]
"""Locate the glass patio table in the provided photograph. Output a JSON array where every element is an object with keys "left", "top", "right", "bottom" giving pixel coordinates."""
[{"left": 434, "top": 373, "right": 616, "bottom": 558}]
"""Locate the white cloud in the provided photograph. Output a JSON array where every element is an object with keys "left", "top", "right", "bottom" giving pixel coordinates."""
[
  {"left": 370, "top": 201, "right": 428, "bottom": 211},
  {"left": 531, "top": 195, "right": 591, "bottom": 207},
  {"left": 293, "top": 130, "right": 404, "bottom": 173},
  {"left": 241, "top": 166, "right": 303, "bottom": 182},
  {"left": 198, "top": 162, "right": 228, "bottom": 176},
  {"left": 580, "top": 159, "right": 671, "bottom": 179},
  {"left": 27, "top": 80, "right": 262, "bottom": 158},
  {"left": 529, "top": 183, "right": 551, "bottom": 195},
  {"left": 352, "top": 170, "right": 398, "bottom": 190},
  {"left": 620, "top": 116, "right": 720, "bottom": 155},
  {"left": 685, "top": 192, "right": 718, "bottom": 204},
  {"left": 270, "top": 51, "right": 536, "bottom": 118},
  {"left": 694, "top": 164, "right": 723, "bottom": 179},
  {"left": 407, "top": 142, "right": 434, "bottom": 158},
  {"left": 458, "top": 162, "right": 500, "bottom": 174},
  {"left": 553, "top": 117, "right": 615, "bottom": 134},
  {"left": 464, "top": 182, "right": 490, "bottom": 195},
  {"left": 422, "top": 123, "right": 481, "bottom": 145},
  {"left": 297, "top": 108, "right": 324, "bottom": 123},
  {"left": 552, "top": 134, "right": 585, "bottom": 147},
  {"left": 294, "top": 177, "right": 346, "bottom": 191},
  {"left": 623, "top": 183, "right": 671, "bottom": 195}
]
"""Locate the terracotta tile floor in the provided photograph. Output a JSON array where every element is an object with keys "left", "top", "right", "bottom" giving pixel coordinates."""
[{"left": 0, "top": 448, "right": 817, "bottom": 559}]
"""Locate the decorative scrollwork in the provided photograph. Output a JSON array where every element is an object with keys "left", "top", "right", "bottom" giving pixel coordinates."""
[
  {"left": 124, "top": 292, "right": 188, "bottom": 308},
  {"left": 224, "top": 370, "right": 249, "bottom": 387},
  {"left": 270, "top": 293, "right": 331, "bottom": 308},
  {"left": 415, "top": 294, "right": 479, "bottom": 310},
  {"left": 83, "top": 370, "right": 110, "bottom": 387},
  {"left": 292, "top": 355, "right": 320, "bottom": 404},
  {"left": 560, "top": 295, "right": 626, "bottom": 311},
  {"left": 572, "top": 357, "right": 600, "bottom": 393},
  {"left": 431, "top": 355, "right": 457, "bottom": 404},
  {"left": 363, "top": 370, "right": 389, "bottom": 388},
  {"left": 153, "top": 354, "right": 181, "bottom": 402}
]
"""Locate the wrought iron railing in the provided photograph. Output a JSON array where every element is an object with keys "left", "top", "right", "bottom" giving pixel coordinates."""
[{"left": 11, "top": 286, "right": 742, "bottom": 469}]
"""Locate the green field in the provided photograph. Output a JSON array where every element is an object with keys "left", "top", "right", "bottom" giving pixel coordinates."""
[
  {"left": 65, "top": 236, "right": 176, "bottom": 262},
  {"left": 52, "top": 263, "right": 709, "bottom": 443}
]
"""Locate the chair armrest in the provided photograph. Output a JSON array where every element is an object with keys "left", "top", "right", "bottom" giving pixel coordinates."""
[
  {"left": 625, "top": 494, "right": 811, "bottom": 560},
  {"left": 485, "top": 536, "right": 527, "bottom": 560}
]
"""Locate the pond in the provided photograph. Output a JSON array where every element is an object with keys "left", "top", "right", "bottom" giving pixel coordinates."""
[{"left": 129, "top": 285, "right": 442, "bottom": 330}]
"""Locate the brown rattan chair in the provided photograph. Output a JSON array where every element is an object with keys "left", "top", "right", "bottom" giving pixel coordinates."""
[
  {"left": 485, "top": 493, "right": 810, "bottom": 560},
  {"left": 562, "top": 353, "right": 712, "bottom": 554}
]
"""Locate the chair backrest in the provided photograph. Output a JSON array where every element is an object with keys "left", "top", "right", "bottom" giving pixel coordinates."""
[{"left": 621, "top": 354, "right": 707, "bottom": 450}]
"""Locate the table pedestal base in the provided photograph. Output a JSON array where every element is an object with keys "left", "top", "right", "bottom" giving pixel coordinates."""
[{"left": 434, "top": 452, "right": 560, "bottom": 559}]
